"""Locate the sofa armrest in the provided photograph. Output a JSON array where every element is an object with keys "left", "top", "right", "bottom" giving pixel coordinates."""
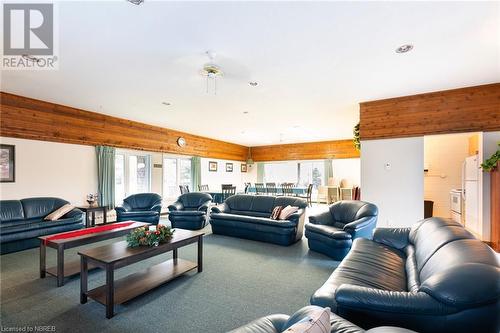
[
  {"left": 211, "top": 203, "right": 229, "bottom": 213},
  {"left": 167, "top": 202, "right": 184, "bottom": 211},
  {"left": 63, "top": 208, "right": 84, "bottom": 219},
  {"left": 372, "top": 227, "right": 411, "bottom": 250},
  {"left": 151, "top": 203, "right": 162, "bottom": 214},
  {"left": 335, "top": 285, "right": 447, "bottom": 315},
  {"left": 115, "top": 202, "right": 132, "bottom": 213},
  {"left": 308, "top": 210, "right": 333, "bottom": 225},
  {"left": 198, "top": 200, "right": 211, "bottom": 212},
  {"left": 344, "top": 216, "right": 376, "bottom": 231},
  {"left": 227, "top": 314, "right": 290, "bottom": 333}
]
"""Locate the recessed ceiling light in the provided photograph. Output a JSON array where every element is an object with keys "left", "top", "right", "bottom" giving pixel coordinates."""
[
  {"left": 248, "top": 82, "right": 258, "bottom": 87},
  {"left": 395, "top": 44, "right": 413, "bottom": 53},
  {"left": 127, "top": 0, "right": 144, "bottom": 5},
  {"left": 162, "top": 102, "right": 171, "bottom": 106}
]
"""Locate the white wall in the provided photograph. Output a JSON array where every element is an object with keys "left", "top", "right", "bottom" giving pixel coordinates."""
[
  {"left": 424, "top": 133, "right": 471, "bottom": 218},
  {"left": 200, "top": 158, "right": 247, "bottom": 192},
  {"left": 0, "top": 137, "right": 98, "bottom": 205},
  {"left": 331, "top": 158, "right": 360, "bottom": 187},
  {"left": 361, "top": 137, "right": 424, "bottom": 227},
  {"left": 481, "top": 131, "right": 500, "bottom": 241}
]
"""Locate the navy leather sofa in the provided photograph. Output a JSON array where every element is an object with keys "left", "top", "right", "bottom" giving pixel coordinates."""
[
  {"left": 210, "top": 194, "right": 307, "bottom": 246},
  {"left": 0, "top": 197, "right": 84, "bottom": 254},
  {"left": 228, "top": 305, "right": 416, "bottom": 333},
  {"left": 115, "top": 193, "right": 162, "bottom": 225},
  {"left": 310, "top": 217, "right": 500, "bottom": 333},
  {"left": 305, "top": 201, "right": 378, "bottom": 260},
  {"left": 168, "top": 192, "right": 212, "bottom": 230}
]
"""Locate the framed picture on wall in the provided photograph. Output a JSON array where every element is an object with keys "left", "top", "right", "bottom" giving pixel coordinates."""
[
  {"left": 0, "top": 144, "right": 15, "bottom": 183},
  {"left": 241, "top": 164, "right": 247, "bottom": 173},
  {"left": 208, "top": 161, "right": 218, "bottom": 172},
  {"left": 226, "top": 163, "right": 233, "bottom": 172}
]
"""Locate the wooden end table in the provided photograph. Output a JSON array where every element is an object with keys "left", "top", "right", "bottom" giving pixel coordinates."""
[
  {"left": 79, "top": 229, "right": 204, "bottom": 318},
  {"left": 38, "top": 221, "right": 150, "bottom": 287},
  {"left": 77, "top": 205, "right": 108, "bottom": 228}
]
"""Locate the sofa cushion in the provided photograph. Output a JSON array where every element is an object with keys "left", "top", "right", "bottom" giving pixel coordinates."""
[
  {"left": 0, "top": 200, "right": 25, "bottom": 223},
  {"left": 409, "top": 218, "right": 474, "bottom": 274},
  {"left": 116, "top": 210, "right": 159, "bottom": 218},
  {"left": 311, "top": 238, "right": 408, "bottom": 309},
  {"left": 169, "top": 210, "right": 205, "bottom": 216},
  {"left": 305, "top": 224, "right": 352, "bottom": 240},
  {"left": 124, "top": 193, "right": 162, "bottom": 210},
  {"left": 211, "top": 213, "right": 296, "bottom": 228},
  {"left": 21, "top": 197, "right": 69, "bottom": 220},
  {"left": 178, "top": 192, "right": 212, "bottom": 209},
  {"left": 0, "top": 217, "right": 83, "bottom": 242}
]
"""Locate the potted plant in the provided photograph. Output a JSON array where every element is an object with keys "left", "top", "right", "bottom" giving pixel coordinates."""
[{"left": 480, "top": 143, "right": 500, "bottom": 172}]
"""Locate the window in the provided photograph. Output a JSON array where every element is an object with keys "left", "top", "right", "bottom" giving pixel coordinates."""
[
  {"left": 298, "top": 161, "right": 324, "bottom": 189},
  {"left": 163, "top": 157, "right": 192, "bottom": 200},
  {"left": 115, "top": 152, "right": 151, "bottom": 205},
  {"left": 263, "top": 160, "right": 325, "bottom": 189},
  {"left": 264, "top": 162, "right": 299, "bottom": 184}
]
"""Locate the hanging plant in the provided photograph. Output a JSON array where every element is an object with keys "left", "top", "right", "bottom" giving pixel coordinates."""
[
  {"left": 353, "top": 122, "right": 360, "bottom": 151},
  {"left": 480, "top": 143, "right": 500, "bottom": 172}
]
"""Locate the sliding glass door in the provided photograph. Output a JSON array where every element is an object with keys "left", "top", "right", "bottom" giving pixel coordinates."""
[
  {"left": 115, "top": 152, "right": 151, "bottom": 205},
  {"left": 163, "top": 157, "right": 192, "bottom": 200}
]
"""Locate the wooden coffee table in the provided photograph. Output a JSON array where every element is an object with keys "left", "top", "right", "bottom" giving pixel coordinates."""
[
  {"left": 78, "top": 229, "right": 204, "bottom": 319},
  {"left": 39, "top": 221, "right": 150, "bottom": 287}
]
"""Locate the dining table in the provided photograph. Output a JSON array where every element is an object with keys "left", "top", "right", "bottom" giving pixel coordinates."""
[{"left": 246, "top": 187, "right": 308, "bottom": 195}]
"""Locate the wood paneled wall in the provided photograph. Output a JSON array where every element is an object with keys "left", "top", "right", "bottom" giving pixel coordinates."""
[
  {"left": 250, "top": 140, "right": 359, "bottom": 162},
  {"left": 0, "top": 92, "right": 247, "bottom": 161},
  {"left": 360, "top": 83, "right": 500, "bottom": 140}
]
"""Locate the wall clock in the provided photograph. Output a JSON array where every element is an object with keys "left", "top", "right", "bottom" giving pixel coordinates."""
[{"left": 177, "top": 137, "right": 186, "bottom": 147}]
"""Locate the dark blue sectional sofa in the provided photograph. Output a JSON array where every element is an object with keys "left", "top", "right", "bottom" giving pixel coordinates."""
[{"left": 0, "top": 197, "right": 84, "bottom": 254}]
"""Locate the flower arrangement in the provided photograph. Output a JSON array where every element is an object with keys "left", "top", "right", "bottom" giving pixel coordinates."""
[
  {"left": 353, "top": 122, "right": 360, "bottom": 151},
  {"left": 480, "top": 143, "right": 500, "bottom": 172},
  {"left": 126, "top": 225, "right": 174, "bottom": 247}
]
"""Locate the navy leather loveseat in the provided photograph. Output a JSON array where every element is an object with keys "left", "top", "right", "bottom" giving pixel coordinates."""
[
  {"left": 310, "top": 217, "right": 500, "bottom": 333},
  {"left": 210, "top": 194, "right": 307, "bottom": 246},
  {"left": 229, "top": 306, "right": 415, "bottom": 333},
  {"left": 0, "top": 197, "right": 84, "bottom": 254},
  {"left": 115, "top": 193, "right": 162, "bottom": 225}
]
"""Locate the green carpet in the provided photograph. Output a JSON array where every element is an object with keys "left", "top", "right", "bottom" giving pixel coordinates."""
[{"left": 0, "top": 225, "right": 336, "bottom": 333}]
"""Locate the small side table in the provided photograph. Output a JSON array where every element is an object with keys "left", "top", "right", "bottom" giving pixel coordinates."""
[{"left": 77, "top": 205, "right": 108, "bottom": 228}]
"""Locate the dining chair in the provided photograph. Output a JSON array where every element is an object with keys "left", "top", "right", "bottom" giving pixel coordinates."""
[
  {"left": 255, "top": 183, "right": 265, "bottom": 195},
  {"left": 198, "top": 184, "right": 209, "bottom": 191},
  {"left": 317, "top": 186, "right": 328, "bottom": 203},
  {"left": 244, "top": 182, "right": 251, "bottom": 194},
  {"left": 282, "top": 183, "right": 294, "bottom": 196},
  {"left": 297, "top": 184, "right": 313, "bottom": 207},
  {"left": 340, "top": 187, "right": 354, "bottom": 200},
  {"left": 222, "top": 186, "right": 236, "bottom": 201},
  {"left": 179, "top": 185, "right": 190, "bottom": 194},
  {"left": 221, "top": 184, "right": 233, "bottom": 188},
  {"left": 265, "top": 182, "right": 277, "bottom": 196}
]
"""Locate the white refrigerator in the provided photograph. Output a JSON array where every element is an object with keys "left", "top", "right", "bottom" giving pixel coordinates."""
[{"left": 462, "top": 155, "right": 480, "bottom": 235}]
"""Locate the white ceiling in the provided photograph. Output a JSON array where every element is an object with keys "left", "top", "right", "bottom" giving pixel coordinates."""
[{"left": 1, "top": 1, "right": 499, "bottom": 146}]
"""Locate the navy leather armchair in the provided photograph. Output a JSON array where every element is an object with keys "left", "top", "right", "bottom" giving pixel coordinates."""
[
  {"left": 310, "top": 217, "right": 500, "bottom": 333},
  {"left": 115, "top": 193, "right": 162, "bottom": 225},
  {"left": 0, "top": 197, "right": 84, "bottom": 254},
  {"left": 167, "top": 192, "right": 212, "bottom": 230},
  {"left": 228, "top": 305, "right": 416, "bottom": 333},
  {"left": 305, "top": 200, "right": 378, "bottom": 260}
]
